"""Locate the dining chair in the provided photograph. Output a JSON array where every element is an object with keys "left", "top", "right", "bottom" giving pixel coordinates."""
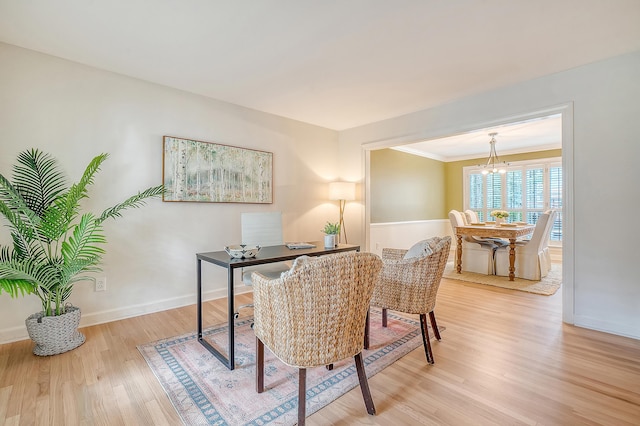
[
  {"left": 494, "top": 210, "right": 557, "bottom": 280},
  {"left": 370, "top": 236, "right": 451, "bottom": 364},
  {"left": 235, "top": 212, "right": 292, "bottom": 318},
  {"left": 449, "top": 210, "right": 497, "bottom": 274},
  {"left": 464, "top": 209, "right": 509, "bottom": 247},
  {"left": 252, "top": 251, "right": 382, "bottom": 426}
]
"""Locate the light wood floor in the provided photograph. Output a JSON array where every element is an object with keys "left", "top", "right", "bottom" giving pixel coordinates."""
[{"left": 1, "top": 273, "right": 639, "bottom": 425}]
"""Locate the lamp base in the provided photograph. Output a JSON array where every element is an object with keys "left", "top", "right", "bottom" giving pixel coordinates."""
[{"left": 338, "top": 200, "right": 347, "bottom": 244}]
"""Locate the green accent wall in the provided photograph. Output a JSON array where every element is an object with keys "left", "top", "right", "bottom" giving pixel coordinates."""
[
  {"left": 371, "top": 148, "right": 562, "bottom": 223},
  {"left": 370, "top": 149, "right": 445, "bottom": 222}
]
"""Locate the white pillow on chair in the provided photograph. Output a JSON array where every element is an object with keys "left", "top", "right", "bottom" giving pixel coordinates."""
[{"left": 403, "top": 237, "right": 440, "bottom": 259}]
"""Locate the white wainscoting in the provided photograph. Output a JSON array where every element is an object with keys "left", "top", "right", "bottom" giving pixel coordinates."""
[{"left": 369, "top": 220, "right": 452, "bottom": 257}]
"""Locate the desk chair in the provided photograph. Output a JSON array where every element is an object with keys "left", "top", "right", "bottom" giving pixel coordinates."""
[{"left": 235, "top": 212, "right": 292, "bottom": 318}]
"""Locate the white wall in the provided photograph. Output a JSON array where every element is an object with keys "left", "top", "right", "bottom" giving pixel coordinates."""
[
  {"left": 0, "top": 43, "right": 342, "bottom": 343},
  {"left": 369, "top": 220, "right": 451, "bottom": 258},
  {"left": 341, "top": 51, "right": 640, "bottom": 340}
]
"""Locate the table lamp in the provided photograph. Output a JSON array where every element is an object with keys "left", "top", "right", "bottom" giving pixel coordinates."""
[{"left": 329, "top": 181, "right": 356, "bottom": 243}]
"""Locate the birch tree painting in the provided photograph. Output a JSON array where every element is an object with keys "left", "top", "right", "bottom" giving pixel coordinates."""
[{"left": 162, "top": 136, "right": 273, "bottom": 203}]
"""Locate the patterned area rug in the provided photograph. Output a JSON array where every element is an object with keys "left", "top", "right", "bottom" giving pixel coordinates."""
[
  {"left": 138, "top": 308, "right": 427, "bottom": 425},
  {"left": 443, "top": 262, "right": 562, "bottom": 295}
]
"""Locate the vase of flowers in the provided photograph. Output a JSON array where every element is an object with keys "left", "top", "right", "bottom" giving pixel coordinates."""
[{"left": 491, "top": 210, "right": 510, "bottom": 225}]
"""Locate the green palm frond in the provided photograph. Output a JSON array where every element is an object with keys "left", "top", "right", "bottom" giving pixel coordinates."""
[
  {"left": 0, "top": 256, "right": 60, "bottom": 298},
  {"left": 62, "top": 154, "right": 108, "bottom": 221},
  {"left": 10, "top": 231, "right": 45, "bottom": 261},
  {"left": 13, "top": 149, "right": 67, "bottom": 217},
  {"left": 0, "top": 247, "right": 35, "bottom": 297},
  {"left": 39, "top": 202, "right": 70, "bottom": 242},
  {"left": 0, "top": 174, "right": 42, "bottom": 233},
  {"left": 61, "top": 213, "right": 106, "bottom": 263},
  {"left": 98, "top": 185, "right": 164, "bottom": 223},
  {"left": 0, "top": 277, "right": 34, "bottom": 298}
]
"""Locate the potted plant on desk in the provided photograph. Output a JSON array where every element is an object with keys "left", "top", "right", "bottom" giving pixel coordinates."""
[
  {"left": 322, "top": 221, "right": 340, "bottom": 248},
  {"left": 0, "top": 149, "right": 163, "bottom": 355}
]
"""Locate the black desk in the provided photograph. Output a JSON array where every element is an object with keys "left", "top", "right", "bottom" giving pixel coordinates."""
[{"left": 196, "top": 242, "right": 360, "bottom": 370}]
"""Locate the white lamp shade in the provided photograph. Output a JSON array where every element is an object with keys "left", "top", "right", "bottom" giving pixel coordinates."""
[{"left": 329, "top": 181, "right": 356, "bottom": 201}]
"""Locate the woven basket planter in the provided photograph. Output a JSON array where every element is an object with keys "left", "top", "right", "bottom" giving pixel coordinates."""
[{"left": 25, "top": 306, "right": 86, "bottom": 356}]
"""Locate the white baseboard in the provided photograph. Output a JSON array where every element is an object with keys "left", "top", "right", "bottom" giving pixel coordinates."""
[
  {"left": 574, "top": 315, "right": 640, "bottom": 340},
  {"left": 0, "top": 286, "right": 253, "bottom": 345}
]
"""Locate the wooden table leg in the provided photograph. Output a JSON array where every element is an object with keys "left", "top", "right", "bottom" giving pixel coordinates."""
[
  {"left": 508, "top": 238, "right": 516, "bottom": 281},
  {"left": 456, "top": 234, "right": 463, "bottom": 274}
]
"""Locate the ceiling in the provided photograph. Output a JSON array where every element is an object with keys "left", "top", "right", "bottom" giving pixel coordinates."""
[
  {"left": 394, "top": 113, "right": 563, "bottom": 162},
  {"left": 1, "top": 1, "right": 639, "bottom": 156}
]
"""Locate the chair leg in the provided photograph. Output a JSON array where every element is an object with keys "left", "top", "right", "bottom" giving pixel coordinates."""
[
  {"left": 419, "top": 314, "right": 434, "bottom": 364},
  {"left": 298, "top": 368, "right": 307, "bottom": 425},
  {"left": 428, "top": 311, "right": 441, "bottom": 341},
  {"left": 382, "top": 308, "right": 388, "bottom": 327},
  {"left": 364, "top": 309, "right": 370, "bottom": 350},
  {"left": 256, "top": 337, "right": 264, "bottom": 393},
  {"left": 354, "top": 352, "right": 376, "bottom": 415}
]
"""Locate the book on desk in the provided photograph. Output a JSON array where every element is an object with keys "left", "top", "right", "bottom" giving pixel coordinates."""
[{"left": 286, "top": 242, "right": 316, "bottom": 249}]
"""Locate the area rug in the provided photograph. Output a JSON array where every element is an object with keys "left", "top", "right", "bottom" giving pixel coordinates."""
[
  {"left": 138, "top": 308, "right": 428, "bottom": 425},
  {"left": 443, "top": 262, "right": 562, "bottom": 295}
]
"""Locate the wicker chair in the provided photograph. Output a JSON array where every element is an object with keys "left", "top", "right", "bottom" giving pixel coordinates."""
[
  {"left": 370, "top": 236, "right": 451, "bottom": 364},
  {"left": 252, "top": 251, "right": 382, "bottom": 426},
  {"left": 234, "top": 212, "right": 292, "bottom": 319}
]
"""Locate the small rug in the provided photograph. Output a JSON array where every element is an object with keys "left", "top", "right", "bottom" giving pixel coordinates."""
[
  {"left": 443, "top": 262, "right": 562, "bottom": 296},
  {"left": 138, "top": 308, "right": 427, "bottom": 425}
]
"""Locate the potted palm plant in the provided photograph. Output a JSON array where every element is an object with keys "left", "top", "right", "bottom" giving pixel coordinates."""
[{"left": 0, "top": 149, "right": 163, "bottom": 355}]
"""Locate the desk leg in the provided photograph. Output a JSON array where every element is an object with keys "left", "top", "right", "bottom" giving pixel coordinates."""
[
  {"left": 456, "top": 234, "right": 463, "bottom": 274},
  {"left": 227, "top": 267, "right": 235, "bottom": 370},
  {"left": 196, "top": 261, "right": 236, "bottom": 370},
  {"left": 197, "top": 258, "right": 203, "bottom": 340},
  {"left": 508, "top": 238, "right": 516, "bottom": 281}
]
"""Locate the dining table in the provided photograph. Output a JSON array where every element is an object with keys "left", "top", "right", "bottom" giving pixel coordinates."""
[{"left": 455, "top": 223, "right": 535, "bottom": 281}]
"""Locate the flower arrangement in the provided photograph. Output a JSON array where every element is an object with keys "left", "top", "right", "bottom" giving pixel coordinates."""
[{"left": 490, "top": 210, "right": 510, "bottom": 219}]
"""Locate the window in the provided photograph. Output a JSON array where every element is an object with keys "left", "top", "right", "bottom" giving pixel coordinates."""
[{"left": 464, "top": 157, "right": 562, "bottom": 244}]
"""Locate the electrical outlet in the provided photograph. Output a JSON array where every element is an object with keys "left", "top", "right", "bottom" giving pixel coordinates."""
[
  {"left": 95, "top": 277, "right": 107, "bottom": 292},
  {"left": 375, "top": 242, "right": 381, "bottom": 250}
]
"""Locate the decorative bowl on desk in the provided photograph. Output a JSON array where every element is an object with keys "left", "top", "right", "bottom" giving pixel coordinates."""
[{"left": 225, "top": 244, "right": 261, "bottom": 259}]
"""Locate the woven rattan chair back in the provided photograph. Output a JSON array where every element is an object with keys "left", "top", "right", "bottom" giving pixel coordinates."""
[
  {"left": 370, "top": 236, "right": 451, "bottom": 364},
  {"left": 252, "top": 251, "right": 382, "bottom": 425}
]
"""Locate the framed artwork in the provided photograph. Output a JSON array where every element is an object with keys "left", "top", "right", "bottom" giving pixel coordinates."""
[{"left": 162, "top": 136, "right": 273, "bottom": 203}]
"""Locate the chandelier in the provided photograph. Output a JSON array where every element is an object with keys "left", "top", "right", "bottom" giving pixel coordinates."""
[{"left": 481, "top": 132, "right": 508, "bottom": 174}]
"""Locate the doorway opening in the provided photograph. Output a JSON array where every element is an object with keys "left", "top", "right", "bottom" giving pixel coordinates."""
[{"left": 363, "top": 104, "right": 574, "bottom": 323}]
